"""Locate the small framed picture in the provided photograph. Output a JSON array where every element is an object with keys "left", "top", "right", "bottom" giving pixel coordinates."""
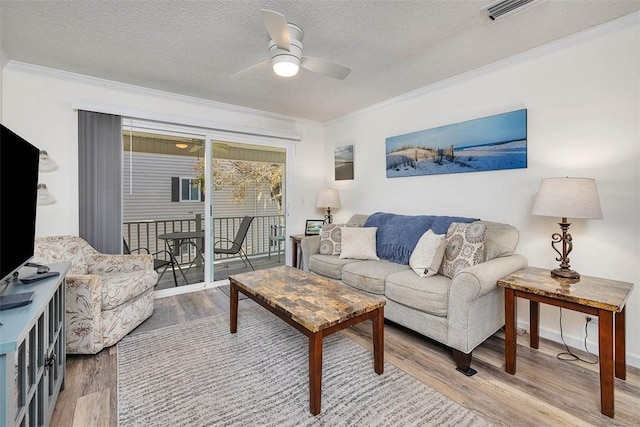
[{"left": 305, "top": 219, "right": 324, "bottom": 236}]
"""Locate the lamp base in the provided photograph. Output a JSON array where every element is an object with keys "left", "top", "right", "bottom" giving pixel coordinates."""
[{"left": 551, "top": 267, "right": 580, "bottom": 280}]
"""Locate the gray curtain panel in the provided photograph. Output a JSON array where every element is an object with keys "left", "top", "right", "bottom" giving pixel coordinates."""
[{"left": 78, "top": 110, "right": 122, "bottom": 254}]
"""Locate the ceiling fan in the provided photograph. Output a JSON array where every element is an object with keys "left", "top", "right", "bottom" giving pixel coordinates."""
[{"left": 232, "top": 9, "right": 351, "bottom": 80}]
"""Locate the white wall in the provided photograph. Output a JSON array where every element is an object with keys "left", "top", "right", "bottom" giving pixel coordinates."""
[
  {"left": 324, "top": 23, "right": 640, "bottom": 366},
  {"left": 0, "top": 65, "right": 325, "bottom": 248}
]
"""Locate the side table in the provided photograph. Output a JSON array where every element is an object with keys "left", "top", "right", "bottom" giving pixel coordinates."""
[
  {"left": 497, "top": 266, "right": 633, "bottom": 418},
  {"left": 289, "top": 234, "right": 306, "bottom": 269}
]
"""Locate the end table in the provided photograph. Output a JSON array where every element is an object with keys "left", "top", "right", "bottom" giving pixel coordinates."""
[{"left": 497, "top": 266, "right": 633, "bottom": 418}]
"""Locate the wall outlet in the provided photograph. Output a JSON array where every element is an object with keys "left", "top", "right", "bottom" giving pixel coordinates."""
[{"left": 586, "top": 316, "right": 598, "bottom": 325}]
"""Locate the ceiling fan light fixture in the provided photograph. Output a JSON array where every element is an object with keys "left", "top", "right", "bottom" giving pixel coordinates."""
[
  {"left": 272, "top": 55, "right": 300, "bottom": 77},
  {"left": 175, "top": 143, "right": 189, "bottom": 149}
]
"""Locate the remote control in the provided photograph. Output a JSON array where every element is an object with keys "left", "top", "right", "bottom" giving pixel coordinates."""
[
  {"left": 19, "top": 271, "right": 60, "bottom": 284},
  {"left": 0, "top": 292, "right": 34, "bottom": 310}
]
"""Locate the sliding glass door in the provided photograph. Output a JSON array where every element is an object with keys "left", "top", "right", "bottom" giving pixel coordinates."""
[
  {"left": 206, "top": 137, "right": 286, "bottom": 282},
  {"left": 122, "top": 120, "right": 291, "bottom": 293}
]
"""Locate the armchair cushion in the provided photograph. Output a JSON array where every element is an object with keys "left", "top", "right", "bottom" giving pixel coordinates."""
[
  {"left": 101, "top": 270, "right": 157, "bottom": 310},
  {"left": 88, "top": 253, "right": 154, "bottom": 274}
]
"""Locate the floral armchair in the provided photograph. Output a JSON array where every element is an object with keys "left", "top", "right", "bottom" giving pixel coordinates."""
[{"left": 33, "top": 236, "right": 157, "bottom": 354}]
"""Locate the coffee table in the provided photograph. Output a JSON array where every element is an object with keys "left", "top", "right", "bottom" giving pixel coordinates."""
[{"left": 229, "top": 266, "right": 386, "bottom": 415}]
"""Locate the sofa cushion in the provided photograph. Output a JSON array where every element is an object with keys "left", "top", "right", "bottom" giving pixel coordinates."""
[
  {"left": 308, "top": 254, "right": 361, "bottom": 280},
  {"left": 33, "top": 237, "right": 88, "bottom": 275},
  {"left": 409, "top": 229, "right": 447, "bottom": 278},
  {"left": 319, "top": 223, "right": 345, "bottom": 255},
  {"left": 101, "top": 270, "right": 157, "bottom": 310},
  {"left": 385, "top": 270, "right": 451, "bottom": 317},
  {"left": 346, "top": 214, "right": 370, "bottom": 227},
  {"left": 339, "top": 227, "right": 379, "bottom": 260},
  {"left": 439, "top": 222, "right": 487, "bottom": 278},
  {"left": 363, "top": 212, "right": 477, "bottom": 265},
  {"left": 476, "top": 220, "right": 520, "bottom": 262},
  {"left": 342, "top": 260, "right": 409, "bottom": 295}
]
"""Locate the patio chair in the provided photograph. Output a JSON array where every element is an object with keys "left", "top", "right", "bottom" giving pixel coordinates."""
[
  {"left": 268, "top": 225, "right": 286, "bottom": 262},
  {"left": 214, "top": 216, "right": 255, "bottom": 270},
  {"left": 123, "top": 239, "right": 188, "bottom": 286}
]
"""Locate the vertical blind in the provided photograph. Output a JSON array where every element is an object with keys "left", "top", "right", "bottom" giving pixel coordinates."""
[{"left": 78, "top": 110, "right": 122, "bottom": 253}]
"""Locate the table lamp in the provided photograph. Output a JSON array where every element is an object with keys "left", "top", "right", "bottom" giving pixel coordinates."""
[
  {"left": 316, "top": 189, "right": 341, "bottom": 224},
  {"left": 531, "top": 177, "right": 602, "bottom": 279}
]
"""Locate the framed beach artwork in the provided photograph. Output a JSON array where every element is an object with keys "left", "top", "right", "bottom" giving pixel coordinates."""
[
  {"left": 335, "top": 144, "right": 354, "bottom": 180},
  {"left": 385, "top": 109, "right": 527, "bottom": 178},
  {"left": 305, "top": 219, "right": 324, "bottom": 235}
]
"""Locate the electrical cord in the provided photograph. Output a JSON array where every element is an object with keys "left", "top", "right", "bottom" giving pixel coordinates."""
[{"left": 556, "top": 308, "right": 599, "bottom": 364}]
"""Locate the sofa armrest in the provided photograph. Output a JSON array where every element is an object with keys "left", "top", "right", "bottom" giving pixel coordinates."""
[
  {"left": 451, "top": 253, "right": 528, "bottom": 301},
  {"left": 87, "top": 253, "right": 154, "bottom": 274},
  {"left": 447, "top": 254, "right": 528, "bottom": 352},
  {"left": 300, "top": 235, "right": 321, "bottom": 272},
  {"left": 65, "top": 275, "right": 104, "bottom": 354}
]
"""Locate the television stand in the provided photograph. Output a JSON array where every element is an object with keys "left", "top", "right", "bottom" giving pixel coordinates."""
[{"left": 0, "top": 262, "right": 69, "bottom": 426}]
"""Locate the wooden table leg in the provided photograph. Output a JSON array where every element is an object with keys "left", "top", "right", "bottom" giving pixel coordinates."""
[
  {"left": 372, "top": 307, "right": 384, "bottom": 375},
  {"left": 504, "top": 288, "right": 517, "bottom": 374},
  {"left": 529, "top": 300, "right": 539, "bottom": 349},
  {"left": 615, "top": 306, "right": 626, "bottom": 380},
  {"left": 230, "top": 281, "right": 238, "bottom": 334},
  {"left": 291, "top": 239, "right": 299, "bottom": 269},
  {"left": 598, "top": 309, "right": 614, "bottom": 417},
  {"left": 309, "top": 333, "right": 323, "bottom": 415}
]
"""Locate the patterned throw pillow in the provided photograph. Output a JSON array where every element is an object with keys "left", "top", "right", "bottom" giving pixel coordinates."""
[
  {"left": 319, "top": 223, "right": 345, "bottom": 255},
  {"left": 438, "top": 222, "right": 487, "bottom": 278},
  {"left": 409, "top": 229, "right": 447, "bottom": 278},
  {"left": 339, "top": 227, "right": 379, "bottom": 260}
]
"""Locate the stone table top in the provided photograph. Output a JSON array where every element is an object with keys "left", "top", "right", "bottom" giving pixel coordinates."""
[
  {"left": 229, "top": 266, "right": 385, "bottom": 333},
  {"left": 497, "top": 266, "right": 634, "bottom": 312}
]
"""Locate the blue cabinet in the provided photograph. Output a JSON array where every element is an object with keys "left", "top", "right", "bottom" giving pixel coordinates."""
[{"left": 0, "top": 263, "right": 69, "bottom": 426}]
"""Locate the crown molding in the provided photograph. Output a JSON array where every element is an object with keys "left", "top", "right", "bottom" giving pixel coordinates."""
[
  {"left": 4, "top": 60, "right": 320, "bottom": 128},
  {"left": 326, "top": 11, "right": 640, "bottom": 127}
]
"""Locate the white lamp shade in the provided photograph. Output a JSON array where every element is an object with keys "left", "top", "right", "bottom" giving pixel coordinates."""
[
  {"left": 532, "top": 177, "right": 602, "bottom": 219},
  {"left": 316, "top": 189, "right": 341, "bottom": 208}
]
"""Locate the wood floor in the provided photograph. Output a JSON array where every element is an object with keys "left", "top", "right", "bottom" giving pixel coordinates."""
[{"left": 51, "top": 287, "right": 640, "bottom": 427}]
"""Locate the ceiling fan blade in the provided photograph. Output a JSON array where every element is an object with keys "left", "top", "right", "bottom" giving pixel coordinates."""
[
  {"left": 260, "top": 9, "right": 290, "bottom": 50},
  {"left": 301, "top": 56, "right": 351, "bottom": 80},
  {"left": 231, "top": 60, "right": 270, "bottom": 78},
  {"left": 189, "top": 144, "right": 202, "bottom": 152}
]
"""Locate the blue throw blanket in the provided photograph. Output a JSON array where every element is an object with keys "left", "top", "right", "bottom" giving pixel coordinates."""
[{"left": 363, "top": 212, "right": 478, "bottom": 264}]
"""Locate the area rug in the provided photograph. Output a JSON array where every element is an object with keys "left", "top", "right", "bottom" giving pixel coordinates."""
[
  {"left": 117, "top": 307, "right": 493, "bottom": 427},
  {"left": 217, "top": 284, "right": 248, "bottom": 300}
]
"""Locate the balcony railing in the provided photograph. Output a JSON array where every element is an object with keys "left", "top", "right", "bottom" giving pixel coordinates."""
[{"left": 123, "top": 214, "right": 285, "bottom": 265}]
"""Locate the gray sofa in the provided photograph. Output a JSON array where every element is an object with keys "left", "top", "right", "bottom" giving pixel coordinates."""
[{"left": 301, "top": 213, "right": 527, "bottom": 375}]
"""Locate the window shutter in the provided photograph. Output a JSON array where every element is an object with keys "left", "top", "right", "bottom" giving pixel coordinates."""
[{"left": 171, "top": 177, "right": 179, "bottom": 202}]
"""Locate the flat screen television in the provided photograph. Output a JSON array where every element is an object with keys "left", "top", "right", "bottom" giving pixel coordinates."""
[{"left": 0, "top": 124, "right": 40, "bottom": 286}]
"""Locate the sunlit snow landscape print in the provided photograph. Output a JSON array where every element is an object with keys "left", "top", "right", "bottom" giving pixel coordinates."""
[{"left": 386, "top": 109, "right": 527, "bottom": 177}]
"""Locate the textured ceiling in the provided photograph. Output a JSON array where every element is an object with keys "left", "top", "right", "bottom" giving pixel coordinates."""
[{"left": 1, "top": 1, "right": 638, "bottom": 122}]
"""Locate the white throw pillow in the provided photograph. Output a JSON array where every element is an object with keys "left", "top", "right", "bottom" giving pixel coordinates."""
[
  {"left": 339, "top": 227, "right": 379, "bottom": 260},
  {"left": 409, "top": 229, "right": 447, "bottom": 278}
]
